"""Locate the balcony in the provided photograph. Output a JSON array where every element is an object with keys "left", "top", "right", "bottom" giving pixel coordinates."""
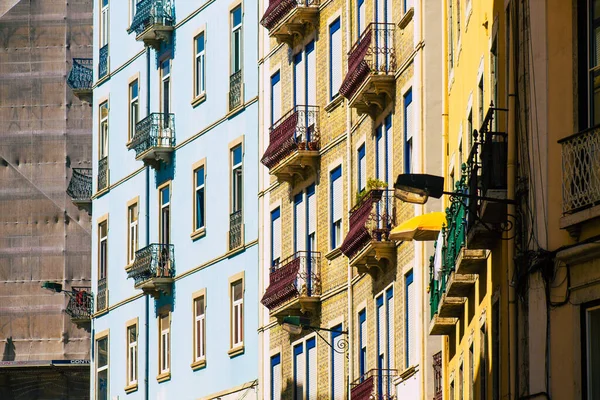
[
  {"left": 261, "top": 105, "right": 320, "bottom": 184},
  {"left": 127, "top": 244, "right": 175, "bottom": 298},
  {"left": 97, "top": 157, "right": 109, "bottom": 193},
  {"left": 66, "top": 58, "right": 93, "bottom": 103},
  {"left": 341, "top": 189, "right": 396, "bottom": 276},
  {"left": 229, "top": 70, "right": 243, "bottom": 111},
  {"left": 99, "top": 45, "right": 108, "bottom": 79},
  {"left": 128, "top": 113, "right": 175, "bottom": 168},
  {"left": 350, "top": 369, "right": 398, "bottom": 400},
  {"left": 229, "top": 210, "right": 243, "bottom": 250},
  {"left": 260, "top": 0, "right": 319, "bottom": 46},
  {"left": 128, "top": 0, "right": 174, "bottom": 49},
  {"left": 65, "top": 287, "right": 93, "bottom": 324},
  {"left": 96, "top": 278, "right": 107, "bottom": 312},
  {"left": 340, "top": 23, "right": 396, "bottom": 118},
  {"left": 261, "top": 251, "right": 321, "bottom": 319},
  {"left": 66, "top": 168, "right": 92, "bottom": 213}
]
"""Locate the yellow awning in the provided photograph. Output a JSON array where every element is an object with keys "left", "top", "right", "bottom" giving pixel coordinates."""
[{"left": 389, "top": 212, "right": 447, "bottom": 242}]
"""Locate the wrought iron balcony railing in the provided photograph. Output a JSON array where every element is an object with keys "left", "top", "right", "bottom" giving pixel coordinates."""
[
  {"left": 67, "top": 58, "right": 93, "bottom": 92},
  {"left": 261, "top": 251, "right": 321, "bottom": 311},
  {"left": 559, "top": 126, "right": 600, "bottom": 214},
  {"left": 127, "top": 243, "right": 175, "bottom": 288},
  {"left": 350, "top": 369, "right": 398, "bottom": 400},
  {"left": 99, "top": 45, "right": 108, "bottom": 79},
  {"left": 96, "top": 278, "right": 107, "bottom": 312},
  {"left": 66, "top": 287, "right": 93, "bottom": 322},
  {"left": 429, "top": 253, "right": 441, "bottom": 320},
  {"left": 261, "top": 105, "right": 320, "bottom": 169},
  {"left": 340, "top": 189, "right": 395, "bottom": 260},
  {"left": 340, "top": 23, "right": 396, "bottom": 100},
  {"left": 260, "top": 0, "right": 319, "bottom": 30},
  {"left": 67, "top": 168, "right": 92, "bottom": 204},
  {"left": 97, "top": 157, "right": 108, "bottom": 192},
  {"left": 229, "top": 210, "right": 243, "bottom": 250},
  {"left": 129, "top": 113, "right": 175, "bottom": 159},
  {"left": 128, "top": 0, "right": 174, "bottom": 36},
  {"left": 229, "top": 70, "right": 243, "bottom": 111}
]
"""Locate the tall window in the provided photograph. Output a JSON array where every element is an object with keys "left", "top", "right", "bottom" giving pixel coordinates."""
[
  {"left": 231, "top": 145, "right": 243, "bottom": 213},
  {"left": 358, "top": 144, "right": 366, "bottom": 192},
  {"left": 293, "top": 184, "right": 316, "bottom": 254},
  {"left": 231, "top": 6, "right": 242, "bottom": 74},
  {"left": 271, "top": 354, "right": 282, "bottom": 400},
  {"left": 98, "top": 221, "right": 108, "bottom": 283},
  {"left": 231, "top": 279, "right": 244, "bottom": 348},
  {"left": 357, "top": 0, "right": 365, "bottom": 35},
  {"left": 406, "top": 271, "right": 416, "bottom": 368},
  {"left": 375, "top": 0, "right": 392, "bottom": 23},
  {"left": 194, "top": 294, "right": 206, "bottom": 363},
  {"left": 330, "top": 166, "right": 342, "bottom": 249},
  {"left": 330, "top": 325, "right": 344, "bottom": 398},
  {"left": 126, "top": 323, "right": 137, "bottom": 387},
  {"left": 376, "top": 114, "right": 392, "bottom": 185},
  {"left": 376, "top": 286, "right": 395, "bottom": 395},
  {"left": 194, "top": 166, "right": 206, "bottom": 232},
  {"left": 358, "top": 309, "right": 367, "bottom": 378},
  {"left": 480, "top": 323, "right": 488, "bottom": 399},
  {"left": 467, "top": 110, "right": 473, "bottom": 146},
  {"left": 161, "top": 60, "right": 171, "bottom": 117},
  {"left": 96, "top": 335, "right": 109, "bottom": 400},
  {"left": 271, "top": 208, "right": 281, "bottom": 266},
  {"left": 469, "top": 344, "right": 474, "bottom": 400},
  {"left": 127, "top": 202, "right": 138, "bottom": 265},
  {"left": 478, "top": 77, "right": 484, "bottom": 127},
  {"left": 159, "top": 313, "right": 170, "bottom": 375},
  {"left": 294, "top": 337, "right": 317, "bottom": 400},
  {"left": 195, "top": 33, "right": 206, "bottom": 98},
  {"left": 459, "top": 362, "right": 464, "bottom": 400},
  {"left": 271, "top": 71, "right": 281, "bottom": 125},
  {"left": 584, "top": 0, "right": 600, "bottom": 127},
  {"left": 329, "top": 18, "right": 341, "bottom": 100},
  {"left": 99, "top": 102, "right": 109, "bottom": 159},
  {"left": 159, "top": 185, "right": 170, "bottom": 245},
  {"left": 293, "top": 41, "right": 316, "bottom": 107},
  {"left": 100, "top": 0, "right": 109, "bottom": 47},
  {"left": 129, "top": 80, "right": 139, "bottom": 141},
  {"left": 404, "top": 90, "right": 413, "bottom": 174},
  {"left": 584, "top": 303, "right": 600, "bottom": 399}
]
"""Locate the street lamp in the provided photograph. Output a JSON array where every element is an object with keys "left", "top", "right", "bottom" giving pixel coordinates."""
[{"left": 281, "top": 316, "right": 349, "bottom": 354}]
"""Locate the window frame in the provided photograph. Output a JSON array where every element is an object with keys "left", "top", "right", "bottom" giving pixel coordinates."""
[
  {"left": 330, "top": 165, "right": 343, "bottom": 250},
  {"left": 99, "top": 101, "right": 109, "bottom": 160},
  {"left": 157, "top": 309, "right": 171, "bottom": 380},
  {"left": 292, "top": 335, "right": 318, "bottom": 400},
  {"left": 158, "top": 181, "right": 171, "bottom": 245},
  {"left": 228, "top": 272, "right": 245, "bottom": 355},
  {"left": 357, "top": 144, "right": 366, "bottom": 192},
  {"left": 100, "top": 0, "right": 109, "bottom": 47},
  {"left": 125, "top": 319, "right": 138, "bottom": 391},
  {"left": 583, "top": 301, "right": 600, "bottom": 399},
  {"left": 128, "top": 78, "right": 139, "bottom": 142},
  {"left": 404, "top": 90, "right": 413, "bottom": 174},
  {"left": 160, "top": 58, "right": 172, "bottom": 117},
  {"left": 192, "top": 160, "right": 207, "bottom": 237},
  {"left": 193, "top": 30, "right": 207, "bottom": 101},
  {"left": 270, "top": 70, "right": 281, "bottom": 126},
  {"left": 271, "top": 207, "right": 281, "bottom": 266},
  {"left": 95, "top": 330, "right": 109, "bottom": 400},
  {"left": 271, "top": 353, "right": 282, "bottom": 400},
  {"left": 329, "top": 323, "right": 345, "bottom": 399},
  {"left": 192, "top": 289, "right": 207, "bottom": 369},
  {"left": 329, "top": 17, "right": 342, "bottom": 101},
  {"left": 126, "top": 197, "right": 139, "bottom": 267},
  {"left": 230, "top": 4, "right": 243, "bottom": 75},
  {"left": 231, "top": 142, "right": 244, "bottom": 214},
  {"left": 358, "top": 308, "right": 367, "bottom": 378},
  {"left": 405, "top": 271, "right": 414, "bottom": 368}
]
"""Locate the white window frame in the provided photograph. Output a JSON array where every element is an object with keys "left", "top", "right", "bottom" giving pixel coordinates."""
[
  {"left": 159, "top": 312, "right": 170, "bottom": 375},
  {"left": 193, "top": 293, "right": 206, "bottom": 363},
  {"left": 98, "top": 220, "right": 108, "bottom": 280},
  {"left": 126, "top": 321, "right": 138, "bottom": 388},
  {"left": 129, "top": 79, "right": 139, "bottom": 142},
  {"left": 161, "top": 59, "right": 171, "bottom": 117},
  {"left": 194, "top": 164, "right": 206, "bottom": 232},
  {"left": 292, "top": 335, "right": 318, "bottom": 400},
  {"left": 230, "top": 277, "right": 244, "bottom": 349},
  {"left": 96, "top": 332, "right": 109, "bottom": 400},
  {"left": 159, "top": 183, "right": 171, "bottom": 245},
  {"left": 194, "top": 32, "right": 206, "bottom": 98},
  {"left": 127, "top": 201, "right": 138, "bottom": 266},
  {"left": 231, "top": 145, "right": 243, "bottom": 213},
  {"left": 99, "top": 102, "right": 109, "bottom": 159},
  {"left": 100, "top": 0, "right": 109, "bottom": 47},
  {"left": 231, "top": 5, "right": 242, "bottom": 74}
]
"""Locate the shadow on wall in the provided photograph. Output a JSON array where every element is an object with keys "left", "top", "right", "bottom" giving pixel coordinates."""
[{"left": 2, "top": 337, "right": 15, "bottom": 361}]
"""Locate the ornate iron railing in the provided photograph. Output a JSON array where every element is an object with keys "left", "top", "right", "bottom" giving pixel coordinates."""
[
  {"left": 66, "top": 287, "right": 93, "bottom": 321},
  {"left": 341, "top": 189, "right": 395, "bottom": 259},
  {"left": 67, "top": 58, "right": 93, "bottom": 91},
  {"left": 229, "top": 70, "right": 243, "bottom": 110},
  {"left": 350, "top": 369, "right": 398, "bottom": 400},
  {"left": 99, "top": 45, "right": 108, "bottom": 79},
  {"left": 128, "top": 0, "right": 174, "bottom": 35},
  {"left": 97, "top": 157, "right": 108, "bottom": 192},
  {"left": 261, "top": 105, "right": 320, "bottom": 169},
  {"left": 129, "top": 113, "right": 175, "bottom": 158},
  {"left": 559, "top": 126, "right": 600, "bottom": 214},
  {"left": 433, "top": 352, "right": 443, "bottom": 400},
  {"left": 340, "top": 23, "right": 396, "bottom": 100},
  {"left": 260, "top": 0, "right": 319, "bottom": 30},
  {"left": 429, "top": 253, "right": 441, "bottom": 320},
  {"left": 67, "top": 168, "right": 92, "bottom": 203},
  {"left": 127, "top": 244, "right": 175, "bottom": 287},
  {"left": 261, "top": 251, "right": 321, "bottom": 310},
  {"left": 229, "top": 210, "right": 243, "bottom": 250},
  {"left": 96, "top": 278, "right": 107, "bottom": 312}
]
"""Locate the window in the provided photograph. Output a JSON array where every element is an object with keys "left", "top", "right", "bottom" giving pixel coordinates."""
[
  {"left": 271, "top": 208, "right": 281, "bottom": 266},
  {"left": 194, "top": 166, "right": 206, "bottom": 232},
  {"left": 469, "top": 345, "right": 474, "bottom": 400},
  {"left": 271, "top": 71, "right": 281, "bottom": 125},
  {"left": 294, "top": 184, "right": 316, "bottom": 253},
  {"left": 478, "top": 77, "right": 484, "bottom": 127},
  {"left": 98, "top": 220, "right": 108, "bottom": 311},
  {"left": 376, "top": 287, "right": 395, "bottom": 396},
  {"left": 293, "top": 41, "right": 316, "bottom": 107},
  {"left": 329, "top": 18, "right": 341, "bottom": 100},
  {"left": 161, "top": 60, "right": 171, "bottom": 116},
  {"left": 581, "top": 0, "right": 600, "bottom": 127},
  {"left": 480, "top": 323, "right": 488, "bottom": 399},
  {"left": 358, "top": 309, "right": 367, "bottom": 378},
  {"left": 330, "top": 325, "right": 344, "bottom": 398},
  {"left": 467, "top": 109, "right": 473, "bottom": 146},
  {"left": 459, "top": 362, "right": 464, "bottom": 400},
  {"left": 404, "top": 90, "right": 413, "bottom": 174},
  {"left": 194, "top": 33, "right": 206, "bottom": 98},
  {"left": 96, "top": 334, "right": 109, "bottom": 400},
  {"left": 405, "top": 271, "right": 416, "bottom": 368},
  {"left": 100, "top": 0, "right": 109, "bottom": 47},
  {"left": 231, "top": 6, "right": 242, "bottom": 74},
  {"left": 294, "top": 193, "right": 305, "bottom": 253},
  {"left": 231, "top": 279, "right": 244, "bottom": 349},
  {"left": 193, "top": 294, "right": 206, "bottom": 363},
  {"left": 375, "top": 0, "right": 391, "bottom": 23},
  {"left": 330, "top": 166, "right": 342, "bottom": 249},
  {"left": 584, "top": 303, "right": 600, "bottom": 399},
  {"left": 126, "top": 322, "right": 137, "bottom": 387},
  {"left": 231, "top": 145, "right": 243, "bottom": 213},
  {"left": 491, "top": 38, "right": 498, "bottom": 130},
  {"left": 358, "top": 144, "right": 366, "bottom": 192},
  {"left": 294, "top": 337, "right": 317, "bottom": 400},
  {"left": 159, "top": 312, "right": 170, "bottom": 375},
  {"left": 376, "top": 114, "right": 392, "bottom": 185},
  {"left": 159, "top": 184, "right": 170, "bottom": 245},
  {"left": 99, "top": 102, "right": 109, "bottom": 159},
  {"left": 271, "top": 354, "right": 282, "bottom": 400},
  {"left": 127, "top": 202, "right": 138, "bottom": 265},
  {"left": 357, "top": 0, "right": 365, "bottom": 35},
  {"left": 129, "top": 80, "right": 139, "bottom": 141}
]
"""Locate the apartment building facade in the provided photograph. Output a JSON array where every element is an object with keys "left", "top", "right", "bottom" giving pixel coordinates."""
[{"left": 90, "top": 0, "right": 259, "bottom": 399}]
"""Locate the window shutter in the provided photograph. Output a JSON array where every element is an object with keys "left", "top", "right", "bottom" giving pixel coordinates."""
[
  {"left": 359, "top": 146, "right": 366, "bottom": 191},
  {"left": 294, "top": 194, "right": 306, "bottom": 252},
  {"left": 307, "top": 186, "right": 316, "bottom": 237},
  {"left": 307, "top": 338, "right": 317, "bottom": 399},
  {"left": 385, "top": 115, "right": 393, "bottom": 185},
  {"left": 333, "top": 172, "right": 343, "bottom": 223},
  {"left": 386, "top": 287, "right": 394, "bottom": 369},
  {"left": 376, "top": 127, "right": 385, "bottom": 181},
  {"left": 330, "top": 19, "right": 342, "bottom": 99},
  {"left": 271, "top": 72, "right": 281, "bottom": 125},
  {"left": 377, "top": 296, "right": 384, "bottom": 360},
  {"left": 406, "top": 272, "right": 416, "bottom": 367},
  {"left": 359, "top": 310, "right": 367, "bottom": 376},
  {"left": 271, "top": 208, "right": 281, "bottom": 263},
  {"left": 294, "top": 53, "right": 305, "bottom": 106},
  {"left": 358, "top": 0, "right": 366, "bottom": 35},
  {"left": 306, "top": 41, "right": 316, "bottom": 105},
  {"left": 271, "top": 354, "right": 282, "bottom": 400},
  {"left": 331, "top": 327, "right": 345, "bottom": 398},
  {"left": 405, "top": 90, "right": 414, "bottom": 140},
  {"left": 294, "top": 344, "right": 305, "bottom": 400}
]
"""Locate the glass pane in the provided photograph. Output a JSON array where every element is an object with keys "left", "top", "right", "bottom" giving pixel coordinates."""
[
  {"left": 100, "top": 103, "right": 108, "bottom": 119},
  {"left": 196, "top": 33, "right": 204, "bottom": 53},
  {"left": 97, "top": 338, "right": 108, "bottom": 367},
  {"left": 129, "top": 326, "right": 136, "bottom": 343},
  {"left": 102, "top": 0, "right": 108, "bottom": 6},
  {"left": 98, "top": 369, "right": 108, "bottom": 400},
  {"left": 233, "top": 146, "right": 242, "bottom": 165},
  {"left": 161, "top": 60, "right": 170, "bottom": 76},
  {"left": 232, "top": 6, "right": 242, "bottom": 26},
  {"left": 131, "top": 81, "right": 138, "bottom": 98},
  {"left": 233, "top": 281, "right": 242, "bottom": 300},
  {"left": 195, "top": 297, "right": 204, "bottom": 316},
  {"left": 161, "top": 187, "right": 170, "bottom": 205},
  {"left": 196, "top": 167, "right": 204, "bottom": 187},
  {"left": 131, "top": 204, "right": 138, "bottom": 222},
  {"left": 196, "top": 319, "right": 201, "bottom": 357}
]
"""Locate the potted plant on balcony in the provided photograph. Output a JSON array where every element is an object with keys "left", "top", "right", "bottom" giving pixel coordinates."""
[
  {"left": 355, "top": 178, "right": 388, "bottom": 205},
  {"left": 297, "top": 141, "right": 307, "bottom": 150}
]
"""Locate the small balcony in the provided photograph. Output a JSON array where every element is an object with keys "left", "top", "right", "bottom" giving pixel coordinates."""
[
  {"left": 128, "top": 0, "right": 174, "bottom": 49},
  {"left": 229, "top": 70, "right": 243, "bottom": 111},
  {"left": 340, "top": 23, "right": 396, "bottom": 118},
  {"left": 96, "top": 278, "right": 107, "bottom": 312},
  {"left": 127, "top": 244, "right": 175, "bottom": 298},
  {"left": 260, "top": 0, "right": 319, "bottom": 46},
  {"left": 65, "top": 287, "right": 93, "bottom": 325},
  {"left": 261, "top": 105, "right": 320, "bottom": 184},
  {"left": 66, "top": 168, "right": 92, "bottom": 213},
  {"left": 66, "top": 58, "right": 93, "bottom": 103},
  {"left": 350, "top": 369, "right": 398, "bottom": 400},
  {"left": 128, "top": 113, "right": 175, "bottom": 169},
  {"left": 261, "top": 251, "right": 321, "bottom": 319},
  {"left": 341, "top": 189, "right": 396, "bottom": 276},
  {"left": 97, "top": 157, "right": 109, "bottom": 193},
  {"left": 229, "top": 210, "right": 243, "bottom": 250},
  {"left": 99, "top": 45, "right": 108, "bottom": 79}
]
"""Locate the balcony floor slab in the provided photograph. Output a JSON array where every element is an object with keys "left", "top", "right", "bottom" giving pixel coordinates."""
[
  {"left": 455, "top": 248, "right": 489, "bottom": 275},
  {"left": 446, "top": 272, "right": 477, "bottom": 298},
  {"left": 438, "top": 294, "right": 465, "bottom": 318},
  {"left": 270, "top": 150, "right": 319, "bottom": 184},
  {"left": 429, "top": 315, "right": 457, "bottom": 336},
  {"left": 351, "top": 241, "right": 396, "bottom": 277},
  {"left": 272, "top": 296, "right": 321, "bottom": 320},
  {"left": 269, "top": 7, "right": 319, "bottom": 46}
]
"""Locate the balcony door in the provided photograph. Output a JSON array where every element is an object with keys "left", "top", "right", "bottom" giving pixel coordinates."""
[
  {"left": 160, "top": 59, "right": 171, "bottom": 143},
  {"left": 159, "top": 185, "right": 170, "bottom": 277},
  {"left": 294, "top": 185, "right": 316, "bottom": 295},
  {"left": 293, "top": 41, "right": 316, "bottom": 143},
  {"left": 374, "top": 0, "right": 392, "bottom": 70}
]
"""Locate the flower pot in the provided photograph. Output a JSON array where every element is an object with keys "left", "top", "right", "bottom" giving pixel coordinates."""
[{"left": 307, "top": 141, "right": 318, "bottom": 151}]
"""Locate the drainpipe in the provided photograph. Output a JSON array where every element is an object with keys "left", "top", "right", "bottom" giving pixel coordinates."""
[
  {"left": 441, "top": 0, "right": 449, "bottom": 396},
  {"left": 144, "top": 46, "right": 151, "bottom": 400}
]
